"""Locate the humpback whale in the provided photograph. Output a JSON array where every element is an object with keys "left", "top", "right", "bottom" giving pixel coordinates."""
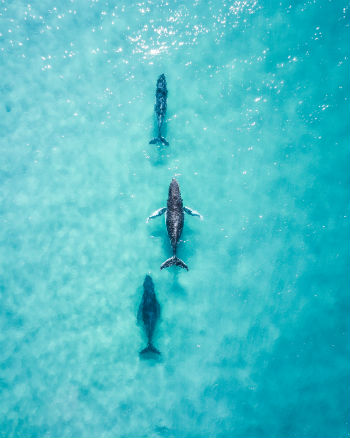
[
  {"left": 138, "top": 275, "right": 161, "bottom": 355},
  {"left": 146, "top": 178, "right": 203, "bottom": 270},
  {"left": 149, "top": 74, "right": 169, "bottom": 146}
]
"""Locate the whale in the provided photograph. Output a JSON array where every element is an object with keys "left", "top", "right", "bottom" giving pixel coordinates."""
[
  {"left": 146, "top": 178, "right": 203, "bottom": 270},
  {"left": 138, "top": 275, "right": 161, "bottom": 355},
  {"left": 149, "top": 74, "right": 169, "bottom": 146}
]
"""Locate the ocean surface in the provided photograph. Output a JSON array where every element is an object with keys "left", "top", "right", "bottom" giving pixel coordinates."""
[{"left": 0, "top": 1, "right": 349, "bottom": 437}]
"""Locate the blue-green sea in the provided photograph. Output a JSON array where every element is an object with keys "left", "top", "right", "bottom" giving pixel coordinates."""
[{"left": 1, "top": 1, "right": 349, "bottom": 437}]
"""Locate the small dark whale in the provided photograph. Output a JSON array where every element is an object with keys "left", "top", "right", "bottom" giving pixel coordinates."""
[
  {"left": 146, "top": 178, "right": 203, "bottom": 270},
  {"left": 138, "top": 275, "right": 161, "bottom": 355},
  {"left": 149, "top": 74, "right": 169, "bottom": 146}
]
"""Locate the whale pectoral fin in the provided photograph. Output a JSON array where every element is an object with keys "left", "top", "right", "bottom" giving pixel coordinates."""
[
  {"left": 184, "top": 206, "right": 203, "bottom": 220},
  {"left": 146, "top": 207, "right": 167, "bottom": 223}
]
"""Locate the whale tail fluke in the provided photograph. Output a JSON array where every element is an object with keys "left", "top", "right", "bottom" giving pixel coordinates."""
[
  {"left": 160, "top": 256, "right": 188, "bottom": 271},
  {"left": 140, "top": 343, "right": 161, "bottom": 355},
  {"left": 149, "top": 136, "right": 169, "bottom": 146}
]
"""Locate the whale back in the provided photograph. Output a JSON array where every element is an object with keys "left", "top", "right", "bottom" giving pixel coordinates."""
[
  {"left": 166, "top": 179, "right": 184, "bottom": 250},
  {"left": 140, "top": 275, "right": 160, "bottom": 340},
  {"left": 156, "top": 74, "right": 167, "bottom": 97},
  {"left": 155, "top": 74, "right": 167, "bottom": 117}
]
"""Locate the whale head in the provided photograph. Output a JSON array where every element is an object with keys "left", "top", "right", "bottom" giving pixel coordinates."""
[
  {"left": 157, "top": 73, "right": 167, "bottom": 88},
  {"left": 169, "top": 178, "right": 181, "bottom": 200},
  {"left": 143, "top": 275, "right": 154, "bottom": 292}
]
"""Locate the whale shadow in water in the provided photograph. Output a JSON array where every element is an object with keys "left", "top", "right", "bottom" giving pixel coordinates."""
[
  {"left": 178, "top": 223, "right": 197, "bottom": 266},
  {"left": 147, "top": 141, "right": 170, "bottom": 168},
  {"left": 168, "top": 270, "right": 188, "bottom": 298},
  {"left": 147, "top": 224, "right": 171, "bottom": 255}
]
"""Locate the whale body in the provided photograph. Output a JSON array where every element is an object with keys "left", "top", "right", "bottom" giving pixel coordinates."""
[
  {"left": 138, "top": 275, "right": 161, "bottom": 355},
  {"left": 146, "top": 178, "right": 203, "bottom": 270},
  {"left": 149, "top": 74, "right": 169, "bottom": 146}
]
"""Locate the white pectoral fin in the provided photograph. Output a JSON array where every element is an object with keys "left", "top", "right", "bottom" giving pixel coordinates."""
[
  {"left": 146, "top": 207, "right": 167, "bottom": 223},
  {"left": 184, "top": 206, "right": 203, "bottom": 220}
]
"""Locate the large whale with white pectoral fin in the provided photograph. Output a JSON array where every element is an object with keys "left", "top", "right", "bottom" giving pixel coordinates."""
[
  {"left": 146, "top": 178, "right": 203, "bottom": 271},
  {"left": 149, "top": 74, "right": 169, "bottom": 146}
]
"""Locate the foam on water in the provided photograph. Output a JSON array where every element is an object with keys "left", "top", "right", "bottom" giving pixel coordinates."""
[{"left": 0, "top": 1, "right": 349, "bottom": 437}]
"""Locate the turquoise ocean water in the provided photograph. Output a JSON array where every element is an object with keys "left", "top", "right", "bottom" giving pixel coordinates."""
[{"left": 1, "top": 1, "right": 349, "bottom": 437}]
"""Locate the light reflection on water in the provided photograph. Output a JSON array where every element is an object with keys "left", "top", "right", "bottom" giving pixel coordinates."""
[{"left": 121, "top": 0, "right": 261, "bottom": 61}]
